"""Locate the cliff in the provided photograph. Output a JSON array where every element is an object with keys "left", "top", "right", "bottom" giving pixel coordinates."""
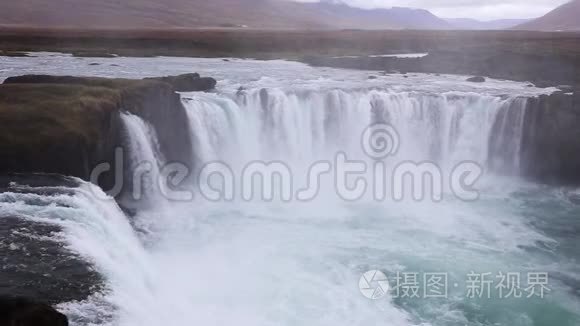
[
  {"left": 521, "top": 91, "right": 580, "bottom": 184},
  {"left": 0, "top": 73, "right": 216, "bottom": 192}
]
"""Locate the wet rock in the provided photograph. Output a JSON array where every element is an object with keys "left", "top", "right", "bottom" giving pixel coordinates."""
[
  {"left": 0, "top": 51, "right": 29, "bottom": 57},
  {"left": 466, "top": 76, "right": 486, "bottom": 83},
  {"left": 557, "top": 85, "right": 575, "bottom": 93},
  {"left": 533, "top": 80, "right": 554, "bottom": 88},
  {"left": 520, "top": 91, "right": 580, "bottom": 184},
  {"left": 0, "top": 297, "right": 68, "bottom": 326},
  {"left": 72, "top": 51, "right": 116, "bottom": 58}
]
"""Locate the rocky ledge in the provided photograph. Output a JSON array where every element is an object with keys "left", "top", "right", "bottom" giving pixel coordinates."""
[
  {"left": 0, "top": 73, "right": 216, "bottom": 192},
  {"left": 521, "top": 90, "right": 580, "bottom": 184},
  {"left": 0, "top": 297, "right": 68, "bottom": 326}
]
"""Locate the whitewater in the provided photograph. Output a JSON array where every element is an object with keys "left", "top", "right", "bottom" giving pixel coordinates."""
[{"left": 1, "top": 54, "right": 579, "bottom": 326}]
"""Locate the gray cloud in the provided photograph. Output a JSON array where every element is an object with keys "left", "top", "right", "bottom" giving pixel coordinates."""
[{"left": 294, "top": 0, "right": 570, "bottom": 20}]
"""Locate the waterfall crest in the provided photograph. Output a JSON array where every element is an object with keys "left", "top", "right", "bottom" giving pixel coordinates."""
[{"left": 183, "top": 89, "right": 529, "bottom": 174}]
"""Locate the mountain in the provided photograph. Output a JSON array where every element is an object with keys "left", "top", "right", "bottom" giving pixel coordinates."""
[
  {"left": 0, "top": 0, "right": 451, "bottom": 30},
  {"left": 514, "top": 0, "right": 580, "bottom": 31},
  {"left": 302, "top": 2, "right": 452, "bottom": 29},
  {"left": 446, "top": 18, "right": 530, "bottom": 30}
]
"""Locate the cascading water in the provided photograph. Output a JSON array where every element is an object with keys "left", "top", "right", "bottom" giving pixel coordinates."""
[
  {"left": 184, "top": 89, "right": 529, "bottom": 175},
  {"left": 120, "top": 112, "right": 165, "bottom": 202},
  {"left": 0, "top": 181, "right": 152, "bottom": 325},
  {"left": 1, "top": 55, "right": 579, "bottom": 326}
]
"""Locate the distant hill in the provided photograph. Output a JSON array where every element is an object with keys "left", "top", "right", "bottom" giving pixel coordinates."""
[
  {"left": 0, "top": 0, "right": 451, "bottom": 30},
  {"left": 514, "top": 0, "right": 580, "bottom": 31},
  {"left": 446, "top": 18, "right": 530, "bottom": 30}
]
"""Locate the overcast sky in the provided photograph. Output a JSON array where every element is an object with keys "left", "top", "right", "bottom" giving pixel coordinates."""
[{"left": 295, "top": 0, "right": 571, "bottom": 20}]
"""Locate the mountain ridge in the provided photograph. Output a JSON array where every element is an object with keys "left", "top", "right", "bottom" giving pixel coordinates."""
[
  {"left": 0, "top": 0, "right": 451, "bottom": 30},
  {"left": 514, "top": 0, "right": 580, "bottom": 31},
  {"left": 445, "top": 18, "right": 530, "bottom": 30}
]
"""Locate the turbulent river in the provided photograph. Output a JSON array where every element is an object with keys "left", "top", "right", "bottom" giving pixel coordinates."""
[{"left": 1, "top": 53, "right": 580, "bottom": 326}]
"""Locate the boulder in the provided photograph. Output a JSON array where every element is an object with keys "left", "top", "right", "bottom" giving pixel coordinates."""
[
  {"left": 466, "top": 76, "right": 486, "bottom": 83},
  {"left": 71, "top": 51, "right": 116, "bottom": 58},
  {"left": 0, "top": 297, "right": 68, "bottom": 326},
  {"left": 147, "top": 73, "right": 217, "bottom": 92},
  {"left": 557, "top": 85, "right": 575, "bottom": 93}
]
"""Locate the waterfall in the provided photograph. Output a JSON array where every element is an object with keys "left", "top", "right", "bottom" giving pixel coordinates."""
[
  {"left": 0, "top": 180, "right": 153, "bottom": 325},
  {"left": 120, "top": 112, "right": 165, "bottom": 202},
  {"left": 183, "top": 89, "right": 529, "bottom": 174},
  {"left": 1, "top": 85, "right": 573, "bottom": 326}
]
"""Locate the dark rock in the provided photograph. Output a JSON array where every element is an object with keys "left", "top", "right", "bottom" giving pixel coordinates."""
[
  {"left": 222, "top": 59, "right": 230, "bottom": 62},
  {"left": 0, "top": 51, "right": 29, "bottom": 57},
  {"left": 72, "top": 51, "right": 116, "bottom": 58},
  {"left": 88, "top": 63, "right": 100, "bottom": 66},
  {"left": 4, "top": 75, "right": 123, "bottom": 87},
  {"left": 368, "top": 75, "right": 378, "bottom": 79},
  {"left": 147, "top": 73, "right": 217, "bottom": 92},
  {"left": 0, "top": 82, "right": 122, "bottom": 190},
  {"left": 520, "top": 91, "right": 580, "bottom": 184},
  {"left": 533, "top": 80, "right": 554, "bottom": 88},
  {"left": 0, "top": 297, "right": 68, "bottom": 326},
  {"left": 557, "top": 85, "right": 574, "bottom": 93},
  {"left": 466, "top": 76, "right": 486, "bottom": 83},
  {"left": 0, "top": 74, "right": 201, "bottom": 193}
]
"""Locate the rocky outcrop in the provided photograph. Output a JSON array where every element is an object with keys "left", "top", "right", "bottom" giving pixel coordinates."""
[
  {"left": 147, "top": 73, "right": 217, "bottom": 92},
  {"left": 520, "top": 90, "right": 580, "bottom": 184},
  {"left": 466, "top": 76, "right": 486, "bottom": 83},
  {"left": 0, "top": 73, "right": 215, "bottom": 193},
  {"left": 0, "top": 297, "right": 68, "bottom": 326},
  {"left": 0, "top": 83, "right": 122, "bottom": 191}
]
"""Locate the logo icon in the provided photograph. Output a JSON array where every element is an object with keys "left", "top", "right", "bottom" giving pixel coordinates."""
[
  {"left": 361, "top": 123, "right": 400, "bottom": 159},
  {"left": 359, "top": 270, "right": 390, "bottom": 300}
]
